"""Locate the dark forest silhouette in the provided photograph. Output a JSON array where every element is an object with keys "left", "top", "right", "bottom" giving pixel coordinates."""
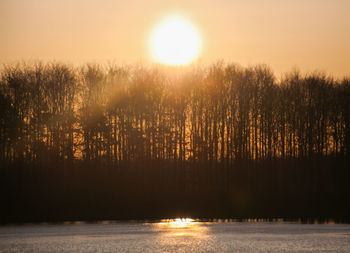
[{"left": 0, "top": 62, "right": 349, "bottom": 223}]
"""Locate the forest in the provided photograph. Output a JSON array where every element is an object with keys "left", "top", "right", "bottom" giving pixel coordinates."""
[{"left": 0, "top": 62, "right": 349, "bottom": 223}]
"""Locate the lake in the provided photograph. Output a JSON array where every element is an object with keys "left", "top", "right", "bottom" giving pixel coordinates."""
[{"left": 0, "top": 220, "right": 349, "bottom": 252}]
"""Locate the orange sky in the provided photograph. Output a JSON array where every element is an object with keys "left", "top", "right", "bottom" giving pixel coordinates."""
[{"left": 1, "top": 0, "right": 349, "bottom": 77}]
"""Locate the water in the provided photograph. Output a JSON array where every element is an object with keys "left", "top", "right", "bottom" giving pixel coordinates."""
[{"left": 0, "top": 220, "right": 349, "bottom": 252}]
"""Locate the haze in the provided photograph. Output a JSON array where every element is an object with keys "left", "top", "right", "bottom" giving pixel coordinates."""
[{"left": 1, "top": 0, "right": 349, "bottom": 76}]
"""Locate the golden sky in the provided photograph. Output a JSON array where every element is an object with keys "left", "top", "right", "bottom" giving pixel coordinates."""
[{"left": 1, "top": 0, "right": 349, "bottom": 77}]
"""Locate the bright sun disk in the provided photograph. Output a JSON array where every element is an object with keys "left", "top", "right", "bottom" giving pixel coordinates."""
[{"left": 151, "top": 16, "right": 201, "bottom": 65}]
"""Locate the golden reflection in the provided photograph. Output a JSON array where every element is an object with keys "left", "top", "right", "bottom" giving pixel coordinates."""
[
  {"left": 153, "top": 218, "right": 212, "bottom": 250},
  {"left": 154, "top": 218, "right": 209, "bottom": 238},
  {"left": 160, "top": 218, "right": 196, "bottom": 228}
]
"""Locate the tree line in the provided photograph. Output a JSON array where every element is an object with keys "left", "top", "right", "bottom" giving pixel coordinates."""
[
  {"left": 1, "top": 62, "right": 350, "bottom": 222},
  {"left": 1, "top": 62, "right": 349, "bottom": 165}
]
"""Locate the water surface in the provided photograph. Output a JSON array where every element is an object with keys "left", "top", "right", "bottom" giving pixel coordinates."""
[{"left": 0, "top": 220, "right": 349, "bottom": 252}]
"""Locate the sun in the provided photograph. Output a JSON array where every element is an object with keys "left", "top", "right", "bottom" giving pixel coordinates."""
[{"left": 151, "top": 15, "right": 201, "bottom": 65}]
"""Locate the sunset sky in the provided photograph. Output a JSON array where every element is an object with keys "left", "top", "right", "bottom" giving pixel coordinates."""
[{"left": 1, "top": 0, "right": 349, "bottom": 77}]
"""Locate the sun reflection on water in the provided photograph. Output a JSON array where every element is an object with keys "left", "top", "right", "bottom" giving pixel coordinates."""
[
  {"left": 154, "top": 218, "right": 209, "bottom": 237},
  {"left": 152, "top": 218, "right": 213, "bottom": 250},
  {"left": 160, "top": 218, "right": 197, "bottom": 228}
]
